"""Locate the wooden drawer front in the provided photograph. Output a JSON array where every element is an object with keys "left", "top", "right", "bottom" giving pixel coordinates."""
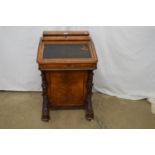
[{"left": 47, "top": 70, "right": 88, "bottom": 106}]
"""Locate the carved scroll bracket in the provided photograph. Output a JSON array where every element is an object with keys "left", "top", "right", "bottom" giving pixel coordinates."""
[
  {"left": 41, "top": 71, "right": 50, "bottom": 121},
  {"left": 85, "top": 70, "right": 94, "bottom": 120}
]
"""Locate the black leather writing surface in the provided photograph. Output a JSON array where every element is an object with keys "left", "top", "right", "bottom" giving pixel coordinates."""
[{"left": 43, "top": 44, "right": 91, "bottom": 59}]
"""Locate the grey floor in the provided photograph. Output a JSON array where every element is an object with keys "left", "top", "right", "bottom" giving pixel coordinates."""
[{"left": 0, "top": 91, "right": 155, "bottom": 129}]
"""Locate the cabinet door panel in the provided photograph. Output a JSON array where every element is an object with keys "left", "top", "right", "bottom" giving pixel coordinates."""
[{"left": 47, "top": 71, "right": 88, "bottom": 106}]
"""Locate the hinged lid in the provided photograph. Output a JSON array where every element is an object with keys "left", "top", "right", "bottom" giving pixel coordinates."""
[
  {"left": 37, "top": 31, "right": 98, "bottom": 70},
  {"left": 43, "top": 31, "right": 89, "bottom": 36},
  {"left": 42, "top": 31, "right": 90, "bottom": 41}
]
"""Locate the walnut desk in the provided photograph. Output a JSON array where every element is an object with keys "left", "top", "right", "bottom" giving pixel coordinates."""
[{"left": 37, "top": 31, "right": 98, "bottom": 121}]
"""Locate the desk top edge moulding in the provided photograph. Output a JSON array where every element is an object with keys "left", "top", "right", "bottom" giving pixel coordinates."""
[{"left": 37, "top": 31, "right": 98, "bottom": 121}]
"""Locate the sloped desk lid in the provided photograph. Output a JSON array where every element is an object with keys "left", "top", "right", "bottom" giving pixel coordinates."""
[
  {"left": 37, "top": 31, "right": 98, "bottom": 70},
  {"left": 43, "top": 44, "right": 91, "bottom": 59}
]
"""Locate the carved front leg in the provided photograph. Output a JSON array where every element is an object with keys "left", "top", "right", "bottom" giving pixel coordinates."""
[
  {"left": 85, "top": 70, "right": 94, "bottom": 121},
  {"left": 41, "top": 71, "right": 50, "bottom": 121}
]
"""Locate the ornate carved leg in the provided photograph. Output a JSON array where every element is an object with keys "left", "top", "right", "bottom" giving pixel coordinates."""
[
  {"left": 85, "top": 70, "right": 94, "bottom": 121},
  {"left": 41, "top": 71, "right": 50, "bottom": 121}
]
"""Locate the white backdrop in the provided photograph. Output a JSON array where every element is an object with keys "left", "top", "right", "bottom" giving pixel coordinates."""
[{"left": 0, "top": 26, "right": 155, "bottom": 100}]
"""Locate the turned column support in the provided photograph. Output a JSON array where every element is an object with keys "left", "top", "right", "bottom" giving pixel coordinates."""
[
  {"left": 41, "top": 71, "right": 50, "bottom": 121},
  {"left": 85, "top": 70, "right": 94, "bottom": 121}
]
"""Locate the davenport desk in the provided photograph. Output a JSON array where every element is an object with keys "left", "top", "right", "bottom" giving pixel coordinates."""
[{"left": 37, "top": 31, "right": 98, "bottom": 121}]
